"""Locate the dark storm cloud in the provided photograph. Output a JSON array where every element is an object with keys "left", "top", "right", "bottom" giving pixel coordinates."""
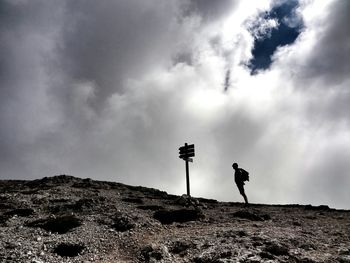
[
  {"left": 0, "top": 0, "right": 190, "bottom": 179},
  {"left": 0, "top": 0, "right": 213, "bottom": 184},
  {"left": 58, "top": 0, "right": 191, "bottom": 111},
  {"left": 0, "top": 1, "right": 58, "bottom": 96},
  {"left": 0, "top": 0, "right": 65, "bottom": 177},
  {"left": 300, "top": 1, "right": 350, "bottom": 85},
  {"left": 189, "top": 0, "right": 236, "bottom": 21},
  {"left": 289, "top": 1, "right": 350, "bottom": 126}
]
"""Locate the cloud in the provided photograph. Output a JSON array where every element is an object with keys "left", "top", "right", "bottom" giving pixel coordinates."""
[
  {"left": 299, "top": 127, "right": 350, "bottom": 207},
  {"left": 58, "top": 0, "right": 198, "bottom": 110},
  {"left": 264, "top": 0, "right": 350, "bottom": 208},
  {"left": 0, "top": 0, "right": 349, "bottom": 209},
  {"left": 247, "top": 0, "right": 303, "bottom": 73},
  {"left": 300, "top": 1, "right": 350, "bottom": 85},
  {"left": 189, "top": 0, "right": 237, "bottom": 21}
]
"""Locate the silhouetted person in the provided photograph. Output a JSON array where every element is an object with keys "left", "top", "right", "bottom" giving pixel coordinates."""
[{"left": 232, "top": 162, "right": 249, "bottom": 205}]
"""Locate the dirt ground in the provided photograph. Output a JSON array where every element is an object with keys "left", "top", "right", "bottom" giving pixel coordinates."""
[{"left": 0, "top": 175, "right": 349, "bottom": 262}]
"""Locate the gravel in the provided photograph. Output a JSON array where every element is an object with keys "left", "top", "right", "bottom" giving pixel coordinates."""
[{"left": 0, "top": 175, "right": 349, "bottom": 262}]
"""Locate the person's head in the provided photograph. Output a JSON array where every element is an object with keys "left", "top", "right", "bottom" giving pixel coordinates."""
[{"left": 232, "top": 163, "right": 238, "bottom": 169}]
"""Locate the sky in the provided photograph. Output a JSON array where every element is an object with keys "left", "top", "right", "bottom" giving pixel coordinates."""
[{"left": 1, "top": 0, "right": 349, "bottom": 209}]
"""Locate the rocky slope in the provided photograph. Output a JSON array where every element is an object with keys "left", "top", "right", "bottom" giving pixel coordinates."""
[{"left": 0, "top": 175, "right": 349, "bottom": 263}]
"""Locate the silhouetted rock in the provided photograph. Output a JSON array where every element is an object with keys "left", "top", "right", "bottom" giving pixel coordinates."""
[
  {"left": 26, "top": 174, "right": 77, "bottom": 189},
  {"left": 305, "top": 204, "right": 331, "bottom": 211},
  {"left": 174, "top": 194, "right": 200, "bottom": 207},
  {"left": 196, "top": 197, "right": 218, "bottom": 204},
  {"left": 153, "top": 209, "right": 204, "bottom": 224}
]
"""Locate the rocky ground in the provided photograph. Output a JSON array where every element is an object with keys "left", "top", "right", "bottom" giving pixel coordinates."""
[{"left": 0, "top": 175, "right": 349, "bottom": 263}]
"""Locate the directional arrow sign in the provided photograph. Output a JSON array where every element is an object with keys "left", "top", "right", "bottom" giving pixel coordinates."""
[
  {"left": 179, "top": 151, "right": 195, "bottom": 159},
  {"left": 178, "top": 143, "right": 195, "bottom": 196},
  {"left": 179, "top": 144, "right": 194, "bottom": 154},
  {"left": 179, "top": 144, "right": 195, "bottom": 159}
]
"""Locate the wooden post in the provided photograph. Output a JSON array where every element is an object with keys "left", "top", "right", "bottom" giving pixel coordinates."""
[
  {"left": 184, "top": 143, "right": 190, "bottom": 196},
  {"left": 186, "top": 158, "right": 190, "bottom": 196},
  {"left": 179, "top": 142, "right": 194, "bottom": 197}
]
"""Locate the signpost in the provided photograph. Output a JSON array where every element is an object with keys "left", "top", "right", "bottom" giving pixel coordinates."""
[{"left": 178, "top": 143, "right": 195, "bottom": 196}]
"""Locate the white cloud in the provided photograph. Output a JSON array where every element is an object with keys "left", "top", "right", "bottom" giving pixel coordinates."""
[{"left": 0, "top": 0, "right": 349, "bottom": 209}]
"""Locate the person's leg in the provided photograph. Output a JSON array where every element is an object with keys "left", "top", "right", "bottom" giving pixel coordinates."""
[
  {"left": 238, "top": 184, "right": 249, "bottom": 204},
  {"left": 242, "top": 192, "right": 248, "bottom": 204}
]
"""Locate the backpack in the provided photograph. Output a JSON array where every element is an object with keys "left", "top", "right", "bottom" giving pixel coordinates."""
[{"left": 240, "top": 168, "right": 249, "bottom": 182}]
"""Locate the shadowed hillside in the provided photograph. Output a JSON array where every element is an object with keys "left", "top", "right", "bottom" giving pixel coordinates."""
[{"left": 0, "top": 175, "right": 349, "bottom": 262}]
